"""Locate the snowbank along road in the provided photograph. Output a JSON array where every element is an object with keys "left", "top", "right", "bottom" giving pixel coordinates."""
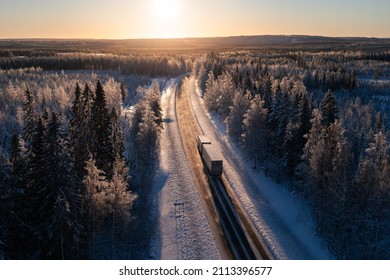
[
  {"left": 187, "top": 76, "right": 331, "bottom": 259},
  {"left": 176, "top": 78, "right": 271, "bottom": 260},
  {"left": 151, "top": 75, "right": 331, "bottom": 260},
  {"left": 150, "top": 77, "right": 221, "bottom": 260}
]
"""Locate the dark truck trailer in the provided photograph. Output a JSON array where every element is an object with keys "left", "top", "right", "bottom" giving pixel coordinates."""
[{"left": 202, "top": 143, "right": 223, "bottom": 176}]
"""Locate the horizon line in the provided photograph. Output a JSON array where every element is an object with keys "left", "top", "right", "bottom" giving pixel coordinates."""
[{"left": 1, "top": 34, "right": 390, "bottom": 41}]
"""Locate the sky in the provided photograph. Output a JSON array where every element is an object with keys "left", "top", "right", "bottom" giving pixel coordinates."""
[{"left": 0, "top": 0, "right": 389, "bottom": 39}]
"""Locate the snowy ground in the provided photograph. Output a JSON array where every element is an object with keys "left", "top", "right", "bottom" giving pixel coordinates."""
[
  {"left": 149, "top": 75, "right": 333, "bottom": 260},
  {"left": 187, "top": 77, "right": 333, "bottom": 260},
  {"left": 149, "top": 78, "right": 220, "bottom": 260}
]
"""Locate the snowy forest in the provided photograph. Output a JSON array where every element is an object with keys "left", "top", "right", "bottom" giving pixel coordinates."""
[
  {"left": 0, "top": 41, "right": 390, "bottom": 259},
  {"left": 193, "top": 50, "right": 390, "bottom": 259},
  {"left": 0, "top": 51, "right": 188, "bottom": 259}
]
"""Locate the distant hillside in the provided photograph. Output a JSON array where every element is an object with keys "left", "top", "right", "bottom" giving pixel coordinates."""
[{"left": 1, "top": 35, "right": 390, "bottom": 52}]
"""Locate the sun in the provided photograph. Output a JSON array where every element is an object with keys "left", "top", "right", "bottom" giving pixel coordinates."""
[{"left": 153, "top": 0, "right": 179, "bottom": 23}]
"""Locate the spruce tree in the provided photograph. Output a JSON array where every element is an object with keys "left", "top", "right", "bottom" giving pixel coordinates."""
[
  {"left": 136, "top": 103, "right": 159, "bottom": 174},
  {"left": 111, "top": 108, "right": 125, "bottom": 160},
  {"left": 0, "top": 148, "right": 9, "bottom": 260},
  {"left": 268, "top": 89, "right": 290, "bottom": 158},
  {"left": 90, "top": 80, "right": 114, "bottom": 177},
  {"left": 69, "top": 83, "right": 87, "bottom": 179},
  {"left": 353, "top": 132, "right": 390, "bottom": 259},
  {"left": 23, "top": 88, "right": 36, "bottom": 147},
  {"left": 6, "top": 132, "right": 26, "bottom": 258},
  {"left": 146, "top": 80, "right": 163, "bottom": 129},
  {"left": 225, "top": 90, "right": 251, "bottom": 141},
  {"left": 83, "top": 154, "right": 111, "bottom": 259},
  {"left": 24, "top": 116, "right": 46, "bottom": 257},
  {"left": 109, "top": 157, "right": 136, "bottom": 258},
  {"left": 320, "top": 89, "right": 338, "bottom": 126},
  {"left": 39, "top": 112, "right": 81, "bottom": 259},
  {"left": 241, "top": 95, "right": 269, "bottom": 169}
]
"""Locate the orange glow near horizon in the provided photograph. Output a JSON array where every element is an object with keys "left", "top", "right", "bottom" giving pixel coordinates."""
[{"left": 0, "top": 0, "right": 389, "bottom": 39}]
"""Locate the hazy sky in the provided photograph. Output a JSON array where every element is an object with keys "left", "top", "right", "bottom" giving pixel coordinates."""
[{"left": 1, "top": 0, "right": 389, "bottom": 39}]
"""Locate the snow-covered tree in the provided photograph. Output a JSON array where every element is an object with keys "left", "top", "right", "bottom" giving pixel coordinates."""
[
  {"left": 225, "top": 90, "right": 251, "bottom": 141},
  {"left": 90, "top": 80, "right": 114, "bottom": 177},
  {"left": 303, "top": 113, "right": 352, "bottom": 243},
  {"left": 109, "top": 157, "right": 137, "bottom": 258},
  {"left": 204, "top": 71, "right": 219, "bottom": 112},
  {"left": 268, "top": 89, "right": 290, "bottom": 158},
  {"left": 104, "top": 77, "right": 122, "bottom": 114},
  {"left": 352, "top": 132, "right": 390, "bottom": 259},
  {"left": 136, "top": 103, "right": 160, "bottom": 174},
  {"left": 110, "top": 108, "right": 125, "bottom": 160},
  {"left": 22, "top": 88, "right": 36, "bottom": 147},
  {"left": 241, "top": 95, "right": 269, "bottom": 168},
  {"left": 39, "top": 112, "right": 81, "bottom": 259},
  {"left": 24, "top": 116, "right": 47, "bottom": 257},
  {"left": 215, "top": 72, "right": 235, "bottom": 119},
  {"left": 69, "top": 83, "right": 88, "bottom": 179},
  {"left": 5, "top": 131, "right": 27, "bottom": 259},
  {"left": 146, "top": 80, "right": 163, "bottom": 129},
  {"left": 83, "top": 154, "right": 111, "bottom": 259},
  {"left": 320, "top": 89, "right": 338, "bottom": 126}
]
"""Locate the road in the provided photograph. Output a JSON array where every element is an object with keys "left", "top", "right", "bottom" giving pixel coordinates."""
[
  {"left": 152, "top": 75, "right": 330, "bottom": 260},
  {"left": 150, "top": 77, "right": 221, "bottom": 260},
  {"left": 176, "top": 77, "right": 271, "bottom": 259}
]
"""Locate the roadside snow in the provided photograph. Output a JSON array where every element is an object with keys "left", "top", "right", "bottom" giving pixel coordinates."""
[
  {"left": 188, "top": 77, "right": 333, "bottom": 260},
  {"left": 149, "top": 78, "right": 220, "bottom": 260}
]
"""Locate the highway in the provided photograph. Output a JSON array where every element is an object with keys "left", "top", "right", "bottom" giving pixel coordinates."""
[{"left": 175, "top": 77, "right": 271, "bottom": 260}]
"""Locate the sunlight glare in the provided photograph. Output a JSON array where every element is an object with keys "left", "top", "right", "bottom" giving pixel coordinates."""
[{"left": 153, "top": 0, "right": 179, "bottom": 22}]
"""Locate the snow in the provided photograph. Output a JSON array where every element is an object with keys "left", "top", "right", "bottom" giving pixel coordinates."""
[
  {"left": 149, "top": 78, "right": 220, "bottom": 260},
  {"left": 187, "top": 77, "right": 333, "bottom": 260},
  {"left": 148, "top": 75, "right": 333, "bottom": 260}
]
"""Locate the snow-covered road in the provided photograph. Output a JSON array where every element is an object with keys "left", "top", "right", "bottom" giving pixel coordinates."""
[
  {"left": 150, "top": 78, "right": 220, "bottom": 260},
  {"left": 187, "top": 77, "right": 333, "bottom": 260},
  {"left": 150, "top": 75, "right": 332, "bottom": 260}
]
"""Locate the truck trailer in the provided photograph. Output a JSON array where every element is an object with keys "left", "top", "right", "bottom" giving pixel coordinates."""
[{"left": 201, "top": 143, "right": 223, "bottom": 176}]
